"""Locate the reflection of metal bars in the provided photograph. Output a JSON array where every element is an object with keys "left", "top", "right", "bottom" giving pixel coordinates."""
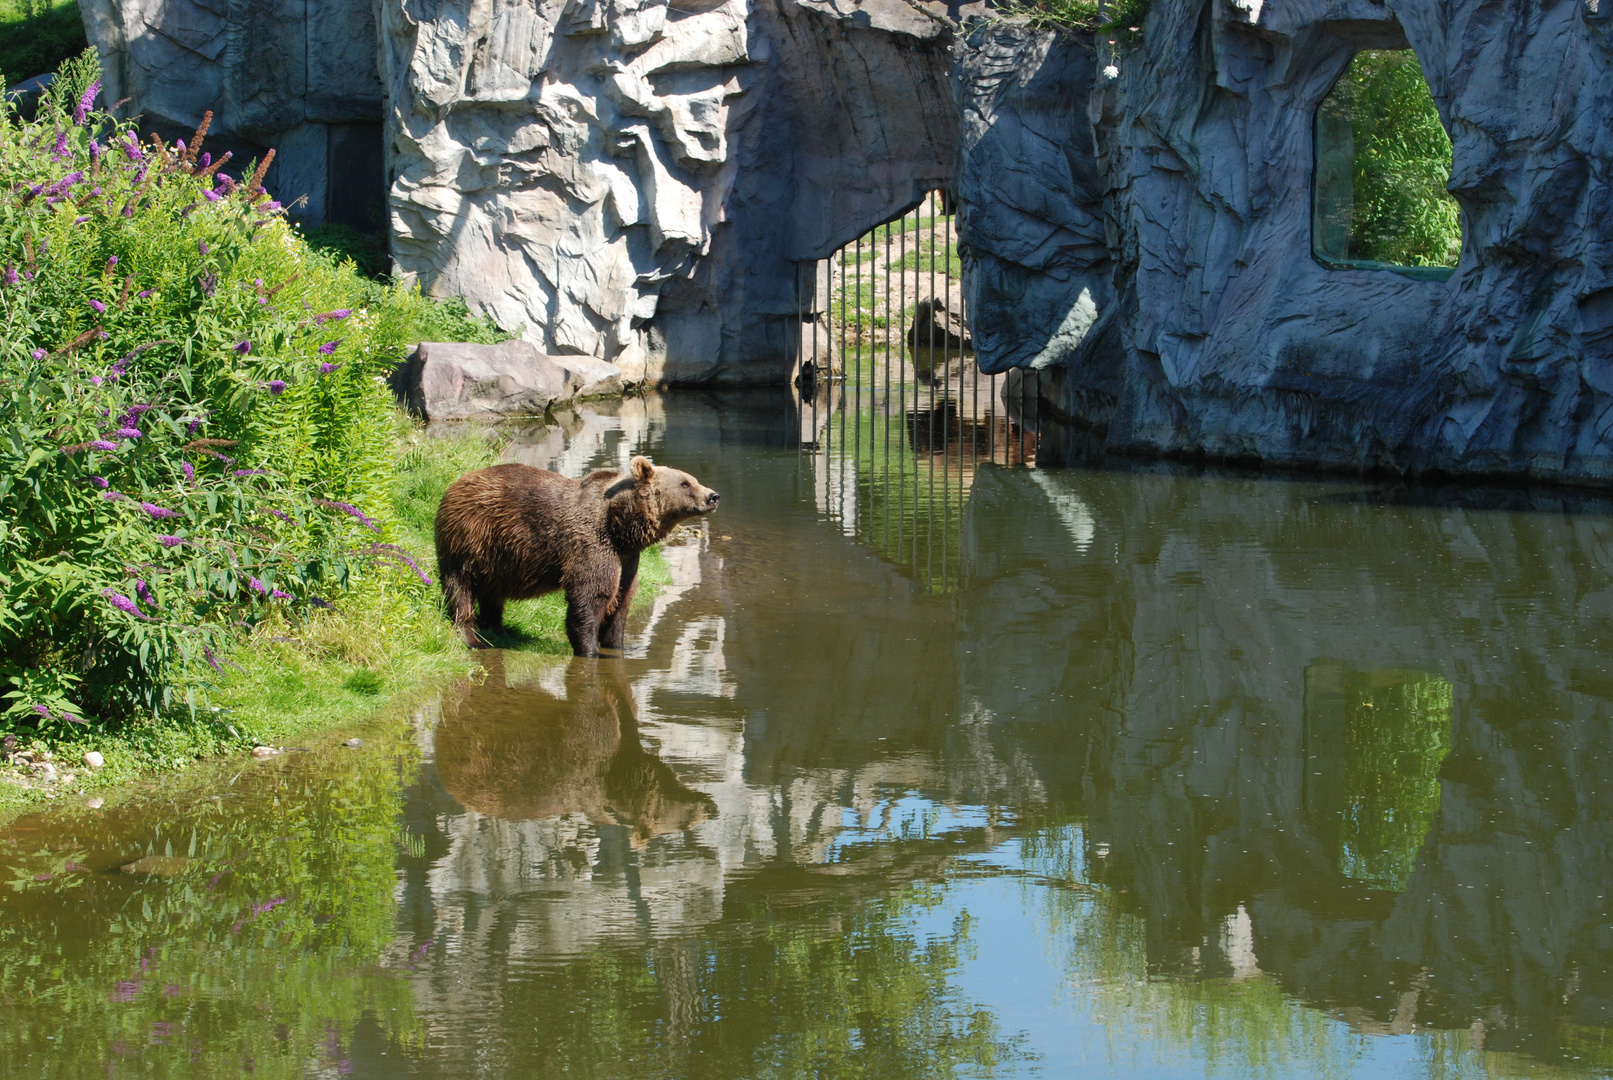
[{"left": 796, "top": 190, "right": 1042, "bottom": 594}]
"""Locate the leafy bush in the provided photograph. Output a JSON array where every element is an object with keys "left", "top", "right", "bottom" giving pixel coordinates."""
[
  {"left": 0, "top": 52, "right": 498, "bottom": 734},
  {"left": 298, "top": 222, "right": 388, "bottom": 280},
  {"left": 990, "top": 0, "right": 1151, "bottom": 46},
  {"left": 0, "top": 0, "right": 85, "bottom": 85}
]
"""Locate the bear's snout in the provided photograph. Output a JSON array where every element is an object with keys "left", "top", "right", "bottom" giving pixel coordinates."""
[{"left": 705, "top": 491, "right": 721, "bottom": 509}]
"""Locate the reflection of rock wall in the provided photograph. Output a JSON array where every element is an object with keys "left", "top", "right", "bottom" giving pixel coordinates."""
[
  {"left": 958, "top": 5, "right": 1613, "bottom": 481},
  {"left": 957, "top": 466, "right": 1613, "bottom": 1051},
  {"left": 378, "top": 0, "right": 956, "bottom": 384}
]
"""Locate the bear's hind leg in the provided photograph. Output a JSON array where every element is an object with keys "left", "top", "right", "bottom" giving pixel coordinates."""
[
  {"left": 442, "top": 571, "right": 481, "bottom": 647},
  {"left": 475, "top": 595, "right": 506, "bottom": 640}
]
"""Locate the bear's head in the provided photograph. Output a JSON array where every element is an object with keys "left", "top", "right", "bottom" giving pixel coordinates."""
[{"left": 634, "top": 454, "right": 718, "bottom": 521}]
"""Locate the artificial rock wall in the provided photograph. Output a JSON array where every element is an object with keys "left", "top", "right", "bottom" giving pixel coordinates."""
[
  {"left": 81, "top": 0, "right": 958, "bottom": 386},
  {"left": 378, "top": 0, "right": 956, "bottom": 385},
  {"left": 957, "top": 1, "right": 1613, "bottom": 481}
]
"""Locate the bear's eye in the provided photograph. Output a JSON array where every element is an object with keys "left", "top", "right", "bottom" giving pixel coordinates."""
[{"left": 682, "top": 480, "right": 691, "bottom": 489}]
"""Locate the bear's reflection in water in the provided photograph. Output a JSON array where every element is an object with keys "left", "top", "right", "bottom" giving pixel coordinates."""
[{"left": 435, "top": 654, "right": 716, "bottom": 845}]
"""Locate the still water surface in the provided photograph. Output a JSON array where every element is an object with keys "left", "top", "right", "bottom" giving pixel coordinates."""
[{"left": 2, "top": 391, "right": 1611, "bottom": 1078}]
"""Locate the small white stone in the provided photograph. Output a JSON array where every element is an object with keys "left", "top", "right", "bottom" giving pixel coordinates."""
[
  {"left": 82, "top": 751, "right": 105, "bottom": 770},
  {"left": 86, "top": 797, "right": 104, "bottom": 809},
  {"left": 251, "top": 746, "right": 280, "bottom": 759}
]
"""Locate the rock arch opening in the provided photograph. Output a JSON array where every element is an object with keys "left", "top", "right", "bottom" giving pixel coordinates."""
[{"left": 1312, "top": 48, "right": 1462, "bottom": 278}]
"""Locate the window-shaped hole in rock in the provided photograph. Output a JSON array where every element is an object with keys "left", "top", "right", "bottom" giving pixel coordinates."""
[{"left": 1313, "top": 49, "right": 1461, "bottom": 279}]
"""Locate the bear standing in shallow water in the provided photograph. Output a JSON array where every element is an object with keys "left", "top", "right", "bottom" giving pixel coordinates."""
[{"left": 434, "top": 455, "right": 720, "bottom": 655}]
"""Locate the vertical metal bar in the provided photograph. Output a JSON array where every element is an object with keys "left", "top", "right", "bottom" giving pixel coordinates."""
[
  {"left": 898, "top": 204, "right": 908, "bottom": 570},
  {"left": 853, "top": 232, "right": 861, "bottom": 528},
  {"left": 941, "top": 193, "right": 950, "bottom": 590},
  {"left": 926, "top": 191, "right": 937, "bottom": 591},
  {"left": 884, "top": 215, "right": 892, "bottom": 560}
]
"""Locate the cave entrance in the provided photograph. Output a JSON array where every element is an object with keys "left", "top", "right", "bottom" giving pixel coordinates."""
[
  {"left": 794, "top": 190, "right": 1040, "bottom": 595},
  {"left": 1312, "top": 49, "right": 1462, "bottom": 279}
]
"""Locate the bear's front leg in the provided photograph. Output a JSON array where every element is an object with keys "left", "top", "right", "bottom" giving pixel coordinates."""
[
  {"left": 564, "top": 589, "right": 609, "bottom": 657},
  {"left": 599, "top": 551, "right": 640, "bottom": 653},
  {"left": 563, "top": 555, "right": 619, "bottom": 657}
]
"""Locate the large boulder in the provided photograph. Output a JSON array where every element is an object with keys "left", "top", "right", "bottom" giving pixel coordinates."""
[{"left": 389, "top": 341, "right": 627, "bottom": 421}]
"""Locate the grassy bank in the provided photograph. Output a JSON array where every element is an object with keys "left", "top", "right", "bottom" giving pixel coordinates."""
[{"left": 0, "top": 418, "right": 672, "bottom": 823}]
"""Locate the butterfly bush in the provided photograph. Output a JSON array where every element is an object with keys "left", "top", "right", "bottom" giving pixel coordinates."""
[{"left": 0, "top": 52, "right": 496, "bottom": 734}]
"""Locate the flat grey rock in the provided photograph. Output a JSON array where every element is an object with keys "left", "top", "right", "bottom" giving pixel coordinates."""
[{"left": 391, "top": 341, "right": 628, "bottom": 420}]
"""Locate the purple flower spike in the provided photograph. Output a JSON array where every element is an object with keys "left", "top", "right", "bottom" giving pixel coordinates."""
[
  {"left": 271, "top": 589, "right": 292, "bottom": 600},
  {"left": 249, "top": 577, "right": 268, "bottom": 595},
  {"left": 133, "top": 579, "right": 157, "bottom": 607},
  {"left": 204, "top": 190, "right": 222, "bottom": 202},
  {"left": 158, "top": 535, "right": 184, "bottom": 547},
  {"left": 32, "top": 704, "right": 50, "bottom": 718},
  {"left": 181, "top": 461, "right": 194, "bottom": 482},
  {"left": 91, "top": 376, "right": 103, "bottom": 386},
  {"left": 140, "top": 502, "right": 178, "bottom": 519},
  {"left": 52, "top": 129, "right": 69, "bottom": 160},
  {"left": 90, "top": 440, "right": 119, "bottom": 452},
  {"left": 137, "top": 289, "right": 153, "bottom": 299},
  {"left": 266, "top": 380, "right": 286, "bottom": 396},
  {"left": 261, "top": 201, "right": 281, "bottom": 212},
  {"left": 31, "top": 349, "right": 45, "bottom": 361},
  {"left": 106, "top": 256, "right": 118, "bottom": 270},
  {"left": 319, "top": 362, "right": 340, "bottom": 374},
  {"left": 102, "top": 491, "right": 127, "bottom": 502},
  {"left": 2, "top": 264, "right": 16, "bottom": 286},
  {"left": 232, "top": 469, "right": 268, "bottom": 477},
  {"left": 199, "top": 152, "right": 211, "bottom": 167},
  {"left": 102, "top": 589, "right": 155, "bottom": 621},
  {"left": 310, "top": 597, "right": 334, "bottom": 610},
  {"left": 89, "top": 299, "right": 106, "bottom": 314},
  {"left": 318, "top": 340, "right": 341, "bottom": 355},
  {"left": 91, "top": 476, "right": 109, "bottom": 488},
  {"left": 74, "top": 215, "right": 89, "bottom": 225},
  {"left": 234, "top": 340, "right": 251, "bottom": 355},
  {"left": 313, "top": 309, "right": 352, "bottom": 325},
  {"left": 115, "top": 427, "right": 142, "bottom": 439},
  {"left": 199, "top": 241, "right": 209, "bottom": 255},
  {"left": 313, "top": 498, "right": 380, "bottom": 532},
  {"left": 75, "top": 80, "right": 101, "bottom": 125}
]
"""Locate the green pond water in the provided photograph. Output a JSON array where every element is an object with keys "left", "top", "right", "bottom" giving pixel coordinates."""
[{"left": 3, "top": 390, "right": 1611, "bottom": 1079}]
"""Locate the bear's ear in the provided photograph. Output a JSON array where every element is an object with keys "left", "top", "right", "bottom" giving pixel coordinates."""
[{"left": 630, "top": 455, "right": 655, "bottom": 484}]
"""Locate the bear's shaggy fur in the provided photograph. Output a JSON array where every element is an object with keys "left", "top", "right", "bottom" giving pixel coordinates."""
[{"left": 434, "top": 455, "right": 719, "bottom": 654}]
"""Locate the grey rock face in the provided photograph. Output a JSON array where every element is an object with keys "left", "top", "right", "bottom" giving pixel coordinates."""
[
  {"left": 81, "top": 0, "right": 386, "bottom": 225},
  {"left": 378, "top": 0, "right": 956, "bottom": 384},
  {"left": 954, "top": 26, "right": 1111, "bottom": 377},
  {"left": 958, "top": 5, "right": 1613, "bottom": 481},
  {"left": 391, "top": 340, "right": 628, "bottom": 421}
]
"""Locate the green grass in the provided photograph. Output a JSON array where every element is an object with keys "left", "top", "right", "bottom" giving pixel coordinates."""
[
  {"left": 0, "top": 416, "right": 671, "bottom": 824},
  {"left": 0, "top": 0, "right": 85, "bottom": 85}
]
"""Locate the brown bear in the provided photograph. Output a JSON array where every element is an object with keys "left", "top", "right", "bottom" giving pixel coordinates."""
[{"left": 434, "top": 454, "right": 719, "bottom": 654}]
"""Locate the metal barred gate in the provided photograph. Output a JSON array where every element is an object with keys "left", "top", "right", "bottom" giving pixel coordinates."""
[{"left": 794, "top": 191, "right": 1042, "bottom": 594}]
